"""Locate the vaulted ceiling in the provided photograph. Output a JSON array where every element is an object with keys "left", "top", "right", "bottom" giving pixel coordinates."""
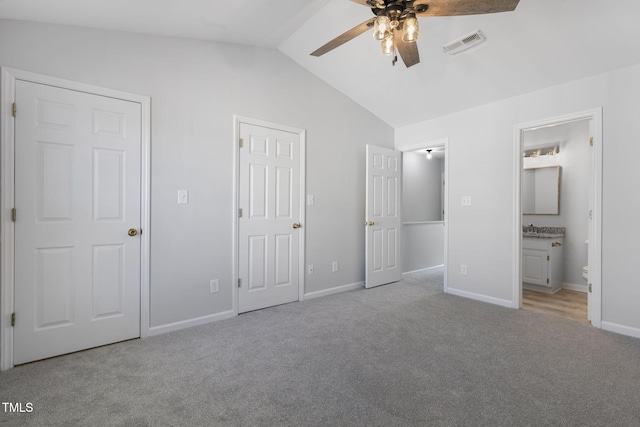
[{"left": 3, "top": 0, "right": 640, "bottom": 127}]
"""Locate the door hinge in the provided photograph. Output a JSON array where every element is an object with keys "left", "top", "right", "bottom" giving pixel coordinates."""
[
  {"left": 589, "top": 137, "right": 594, "bottom": 147},
  {"left": 11, "top": 313, "right": 15, "bottom": 327},
  {"left": 238, "top": 208, "right": 243, "bottom": 218},
  {"left": 12, "top": 103, "right": 17, "bottom": 117},
  {"left": 588, "top": 283, "right": 592, "bottom": 293},
  {"left": 238, "top": 278, "right": 241, "bottom": 288},
  {"left": 547, "top": 278, "right": 550, "bottom": 284},
  {"left": 11, "top": 208, "right": 16, "bottom": 222},
  {"left": 239, "top": 138, "right": 243, "bottom": 148},
  {"left": 547, "top": 255, "right": 550, "bottom": 261}
]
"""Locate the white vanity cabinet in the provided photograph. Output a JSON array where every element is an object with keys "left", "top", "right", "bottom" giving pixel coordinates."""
[{"left": 522, "top": 237, "right": 564, "bottom": 293}]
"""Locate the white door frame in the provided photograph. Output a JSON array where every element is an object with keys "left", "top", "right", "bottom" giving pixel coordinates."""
[
  {"left": 512, "top": 109, "right": 603, "bottom": 327},
  {"left": 232, "top": 115, "right": 306, "bottom": 314},
  {"left": 0, "top": 67, "right": 152, "bottom": 370},
  {"left": 397, "top": 138, "right": 450, "bottom": 291}
]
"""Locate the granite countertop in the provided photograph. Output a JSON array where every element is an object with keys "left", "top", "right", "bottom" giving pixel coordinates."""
[{"left": 522, "top": 226, "right": 565, "bottom": 238}]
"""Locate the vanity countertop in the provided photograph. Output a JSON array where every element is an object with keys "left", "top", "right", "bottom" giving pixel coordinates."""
[
  {"left": 522, "top": 226, "right": 565, "bottom": 239},
  {"left": 523, "top": 232, "right": 564, "bottom": 238}
]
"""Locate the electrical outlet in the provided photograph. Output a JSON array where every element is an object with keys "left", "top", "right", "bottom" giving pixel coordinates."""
[
  {"left": 461, "top": 196, "right": 472, "bottom": 206},
  {"left": 332, "top": 261, "right": 338, "bottom": 272},
  {"left": 460, "top": 264, "right": 468, "bottom": 275},
  {"left": 210, "top": 279, "right": 220, "bottom": 293},
  {"left": 308, "top": 264, "right": 314, "bottom": 275}
]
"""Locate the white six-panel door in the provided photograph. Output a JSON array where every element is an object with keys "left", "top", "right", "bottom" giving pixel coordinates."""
[
  {"left": 365, "top": 145, "right": 402, "bottom": 288},
  {"left": 238, "top": 123, "right": 301, "bottom": 313},
  {"left": 13, "top": 80, "right": 142, "bottom": 364}
]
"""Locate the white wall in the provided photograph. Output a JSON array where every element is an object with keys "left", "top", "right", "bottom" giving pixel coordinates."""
[
  {"left": 402, "top": 223, "right": 444, "bottom": 273},
  {"left": 0, "top": 20, "right": 394, "bottom": 329},
  {"left": 402, "top": 152, "right": 443, "bottom": 222},
  {"left": 523, "top": 120, "right": 590, "bottom": 287},
  {"left": 396, "top": 62, "right": 640, "bottom": 334}
]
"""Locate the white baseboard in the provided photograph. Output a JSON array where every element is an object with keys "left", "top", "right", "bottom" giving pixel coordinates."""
[
  {"left": 446, "top": 287, "right": 513, "bottom": 309},
  {"left": 303, "top": 281, "right": 364, "bottom": 300},
  {"left": 403, "top": 265, "right": 444, "bottom": 275},
  {"left": 601, "top": 321, "right": 640, "bottom": 339},
  {"left": 563, "top": 282, "right": 588, "bottom": 292},
  {"left": 148, "top": 310, "right": 236, "bottom": 336}
]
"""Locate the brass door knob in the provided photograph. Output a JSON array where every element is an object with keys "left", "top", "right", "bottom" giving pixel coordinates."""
[
  {"left": 128, "top": 228, "right": 139, "bottom": 237},
  {"left": 292, "top": 223, "right": 301, "bottom": 229},
  {"left": 365, "top": 221, "right": 374, "bottom": 226}
]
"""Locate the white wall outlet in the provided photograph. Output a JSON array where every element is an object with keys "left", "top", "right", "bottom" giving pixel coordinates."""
[
  {"left": 461, "top": 196, "right": 472, "bottom": 206},
  {"left": 178, "top": 190, "right": 189, "bottom": 205},
  {"left": 209, "top": 279, "right": 220, "bottom": 293},
  {"left": 307, "top": 194, "right": 315, "bottom": 205},
  {"left": 308, "top": 264, "right": 314, "bottom": 275},
  {"left": 332, "top": 261, "right": 338, "bottom": 272},
  {"left": 460, "top": 264, "right": 468, "bottom": 275}
]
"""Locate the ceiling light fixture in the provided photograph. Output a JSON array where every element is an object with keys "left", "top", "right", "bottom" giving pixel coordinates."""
[
  {"left": 372, "top": 6, "right": 418, "bottom": 62},
  {"left": 426, "top": 149, "right": 433, "bottom": 160}
]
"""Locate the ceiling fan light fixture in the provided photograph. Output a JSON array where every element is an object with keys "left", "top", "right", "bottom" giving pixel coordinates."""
[
  {"left": 381, "top": 33, "right": 395, "bottom": 56},
  {"left": 402, "top": 15, "right": 420, "bottom": 43},
  {"left": 373, "top": 15, "right": 391, "bottom": 41}
]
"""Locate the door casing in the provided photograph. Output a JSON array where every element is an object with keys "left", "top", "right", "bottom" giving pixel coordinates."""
[
  {"left": 512, "top": 109, "right": 603, "bottom": 327},
  {"left": 232, "top": 115, "right": 306, "bottom": 314},
  {"left": 0, "top": 67, "right": 151, "bottom": 370}
]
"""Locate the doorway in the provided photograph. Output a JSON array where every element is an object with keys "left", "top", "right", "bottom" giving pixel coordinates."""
[
  {"left": 513, "top": 110, "right": 602, "bottom": 327},
  {"left": 399, "top": 139, "right": 449, "bottom": 292},
  {"left": 1, "top": 68, "right": 151, "bottom": 370},
  {"left": 234, "top": 116, "right": 306, "bottom": 314}
]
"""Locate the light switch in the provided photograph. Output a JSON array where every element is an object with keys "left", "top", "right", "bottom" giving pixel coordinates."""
[
  {"left": 307, "top": 194, "right": 315, "bottom": 206},
  {"left": 178, "top": 190, "right": 189, "bottom": 205}
]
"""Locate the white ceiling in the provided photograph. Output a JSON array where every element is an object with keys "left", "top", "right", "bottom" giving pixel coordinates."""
[{"left": 3, "top": 0, "right": 640, "bottom": 127}]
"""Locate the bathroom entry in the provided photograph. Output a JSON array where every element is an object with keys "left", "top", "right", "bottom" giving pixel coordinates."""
[{"left": 514, "top": 111, "right": 603, "bottom": 326}]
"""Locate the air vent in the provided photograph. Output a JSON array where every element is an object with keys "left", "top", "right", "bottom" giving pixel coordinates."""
[{"left": 443, "top": 30, "right": 486, "bottom": 55}]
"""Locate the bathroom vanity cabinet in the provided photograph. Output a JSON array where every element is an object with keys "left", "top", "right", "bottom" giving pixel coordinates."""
[{"left": 522, "top": 236, "right": 564, "bottom": 293}]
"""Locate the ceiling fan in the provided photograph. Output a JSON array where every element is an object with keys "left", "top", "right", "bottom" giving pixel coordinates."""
[{"left": 310, "top": 0, "right": 520, "bottom": 67}]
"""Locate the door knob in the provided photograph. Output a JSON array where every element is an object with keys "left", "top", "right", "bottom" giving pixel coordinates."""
[
  {"left": 128, "top": 228, "right": 139, "bottom": 237},
  {"left": 365, "top": 221, "right": 374, "bottom": 226},
  {"left": 292, "top": 223, "right": 301, "bottom": 229}
]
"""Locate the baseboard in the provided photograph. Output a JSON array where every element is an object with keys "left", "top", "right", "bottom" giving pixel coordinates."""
[
  {"left": 562, "top": 282, "right": 588, "bottom": 292},
  {"left": 403, "top": 265, "right": 444, "bottom": 275},
  {"left": 148, "top": 310, "right": 236, "bottom": 336},
  {"left": 303, "top": 281, "right": 364, "bottom": 300},
  {"left": 446, "top": 287, "right": 513, "bottom": 309},
  {"left": 601, "top": 321, "right": 640, "bottom": 339}
]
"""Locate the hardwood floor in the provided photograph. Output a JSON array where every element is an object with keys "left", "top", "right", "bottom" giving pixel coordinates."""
[{"left": 522, "top": 289, "right": 589, "bottom": 323}]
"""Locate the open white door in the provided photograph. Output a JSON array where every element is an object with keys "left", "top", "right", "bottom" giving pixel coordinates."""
[{"left": 365, "top": 145, "right": 402, "bottom": 288}]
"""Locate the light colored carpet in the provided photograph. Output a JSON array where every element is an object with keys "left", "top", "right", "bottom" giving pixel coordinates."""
[{"left": 1, "top": 268, "right": 640, "bottom": 426}]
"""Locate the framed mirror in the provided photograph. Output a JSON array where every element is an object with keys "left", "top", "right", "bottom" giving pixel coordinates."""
[{"left": 522, "top": 165, "right": 561, "bottom": 215}]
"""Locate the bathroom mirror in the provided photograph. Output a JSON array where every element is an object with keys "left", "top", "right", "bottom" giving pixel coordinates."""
[{"left": 522, "top": 165, "right": 561, "bottom": 215}]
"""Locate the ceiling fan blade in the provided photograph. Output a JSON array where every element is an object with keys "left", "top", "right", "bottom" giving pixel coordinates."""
[
  {"left": 416, "top": 0, "right": 520, "bottom": 16},
  {"left": 310, "top": 18, "right": 376, "bottom": 57},
  {"left": 394, "top": 32, "right": 420, "bottom": 68}
]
